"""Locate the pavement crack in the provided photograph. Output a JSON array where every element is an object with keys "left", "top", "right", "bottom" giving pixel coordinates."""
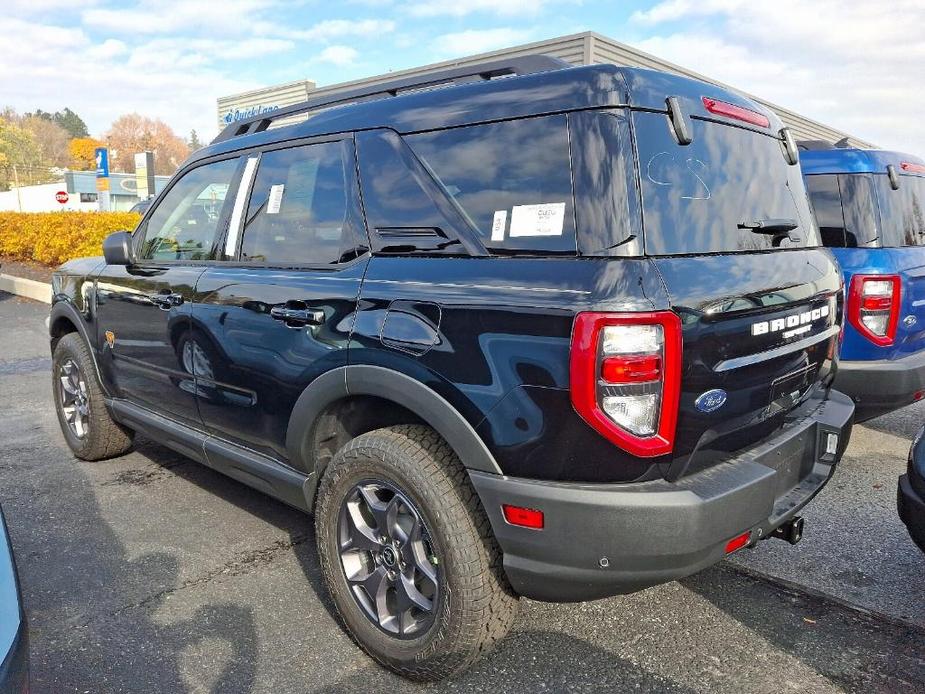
[{"left": 73, "top": 533, "right": 312, "bottom": 630}]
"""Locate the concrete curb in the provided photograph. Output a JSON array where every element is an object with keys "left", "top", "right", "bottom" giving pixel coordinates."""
[{"left": 0, "top": 273, "right": 52, "bottom": 304}]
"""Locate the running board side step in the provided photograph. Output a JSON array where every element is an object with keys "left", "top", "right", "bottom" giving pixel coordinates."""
[{"left": 108, "top": 399, "right": 311, "bottom": 512}]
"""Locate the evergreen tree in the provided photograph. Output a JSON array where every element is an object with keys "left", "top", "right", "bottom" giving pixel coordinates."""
[{"left": 188, "top": 129, "right": 203, "bottom": 151}]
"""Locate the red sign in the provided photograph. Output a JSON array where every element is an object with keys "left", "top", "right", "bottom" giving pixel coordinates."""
[{"left": 55, "top": 191, "right": 69, "bottom": 204}]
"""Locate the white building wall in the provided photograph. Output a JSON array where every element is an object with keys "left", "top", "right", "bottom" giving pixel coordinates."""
[{"left": 0, "top": 183, "right": 97, "bottom": 213}]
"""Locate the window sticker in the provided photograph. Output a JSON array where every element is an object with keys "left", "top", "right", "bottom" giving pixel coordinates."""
[
  {"left": 491, "top": 210, "right": 507, "bottom": 241},
  {"left": 266, "top": 184, "right": 285, "bottom": 214},
  {"left": 509, "top": 202, "right": 566, "bottom": 237}
]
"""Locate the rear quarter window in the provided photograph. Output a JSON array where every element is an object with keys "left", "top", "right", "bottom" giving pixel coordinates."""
[
  {"left": 876, "top": 174, "right": 925, "bottom": 247},
  {"left": 404, "top": 115, "right": 577, "bottom": 255},
  {"left": 634, "top": 112, "right": 820, "bottom": 255}
]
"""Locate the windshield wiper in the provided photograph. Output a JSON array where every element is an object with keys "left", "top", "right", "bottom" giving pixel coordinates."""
[{"left": 738, "top": 218, "right": 799, "bottom": 234}]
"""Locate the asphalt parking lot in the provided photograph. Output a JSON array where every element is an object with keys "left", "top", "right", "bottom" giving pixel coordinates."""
[{"left": 1, "top": 291, "right": 923, "bottom": 693}]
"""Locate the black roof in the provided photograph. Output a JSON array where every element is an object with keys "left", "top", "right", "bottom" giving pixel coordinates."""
[{"left": 192, "top": 61, "right": 783, "bottom": 166}]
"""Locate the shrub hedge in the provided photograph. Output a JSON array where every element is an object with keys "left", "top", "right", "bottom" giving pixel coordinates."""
[{"left": 0, "top": 211, "right": 140, "bottom": 266}]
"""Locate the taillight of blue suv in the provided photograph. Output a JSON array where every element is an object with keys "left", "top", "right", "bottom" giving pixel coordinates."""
[{"left": 847, "top": 274, "right": 901, "bottom": 346}]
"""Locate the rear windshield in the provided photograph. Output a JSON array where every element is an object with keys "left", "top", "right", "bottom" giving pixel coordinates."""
[
  {"left": 634, "top": 112, "right": 820, "bottom": 255},
  {"left": 875, "top": 174, "right": 925, "bottom": 247}
]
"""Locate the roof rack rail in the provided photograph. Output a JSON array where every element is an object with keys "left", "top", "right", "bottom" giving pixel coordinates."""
[
  {"left": 797, "top": 137, "right": 854, "bottom": 152},
  {"left": 212, "top": 55, "right": 570, "bottom": 144}
]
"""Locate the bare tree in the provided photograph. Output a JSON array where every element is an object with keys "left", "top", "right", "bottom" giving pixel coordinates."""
[{"left": 105, "top": 113, "right": 191, "bottom": 175}]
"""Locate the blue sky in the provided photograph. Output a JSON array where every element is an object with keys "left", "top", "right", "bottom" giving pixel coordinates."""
[{"left": 3, "top": 0, "right": 924, "bottom": 152}]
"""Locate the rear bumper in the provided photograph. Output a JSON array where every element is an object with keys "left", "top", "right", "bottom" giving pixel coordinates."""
[
  {"left": 898, "top": 473, "right": 925, "bottom": 552},
  {"left": 834, "top": 350, "right": 925, "bottom": 421},
  {"left": 470, "top": 390, "right": 854, "bottom": 602}
]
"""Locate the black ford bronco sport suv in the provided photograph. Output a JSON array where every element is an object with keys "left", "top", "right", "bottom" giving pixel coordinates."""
[{"left": 49, "top": 57, "right": 854, "bottom": 680}]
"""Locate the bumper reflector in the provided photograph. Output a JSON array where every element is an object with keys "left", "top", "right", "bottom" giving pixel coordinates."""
[
  {"left": 502, "top": 504, "right": 544, "bottom": 529},
  {"left": 825, "top": 433, "right": 839, "bottom": 456},
  {"left": 725, "top": 531, "right": 751, "bottom": 554}
]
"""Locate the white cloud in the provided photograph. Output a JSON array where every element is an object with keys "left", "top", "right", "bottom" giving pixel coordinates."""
[
  {"left": 432, "top": 28, "right": 534, "bottom": 57},
  {"left": 0, "top": 17, "right": 259, "bottom": 143},
  {"left": 82, "top": 0, "right": 276, "bottom": 35},
  {"left": 281, "top": 18, "right": 397, "bottom": 41},
  {"left": 313, "top": 45, "right": 360, "bottom": 66},
  {"left": 629, "top": 0, "right": 925, "bottom": 152},
  {"left": 409, "top": 0, "right": 552, "bottom": 18}
]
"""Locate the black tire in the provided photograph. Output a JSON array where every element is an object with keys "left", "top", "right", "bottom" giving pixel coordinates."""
[
  {"left": 52, "top": 332, "right": 133, "bottom": 461},
  {"left": 315, "top": 424, "right": 519, "bottom": 681}
]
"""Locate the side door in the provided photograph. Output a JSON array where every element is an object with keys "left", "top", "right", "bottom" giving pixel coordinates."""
[
  {"left": 191, "top": 136, "right": 369, "bottom": 465},
  {"left": 95, "top": 156, "right": 243, "bottom": 428}
]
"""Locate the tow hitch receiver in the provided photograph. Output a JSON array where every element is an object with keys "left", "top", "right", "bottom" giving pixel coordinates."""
[{"left": 772, "top": 516, "right": 804, "bottom": 545}]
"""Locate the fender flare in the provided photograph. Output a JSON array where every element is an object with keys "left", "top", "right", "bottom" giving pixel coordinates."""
[
  {"left": 287, "top": 365, "right": 503, "bottom": 507},
  {"left": 49, "top": 299, "right": 111, "bottom": 396}
]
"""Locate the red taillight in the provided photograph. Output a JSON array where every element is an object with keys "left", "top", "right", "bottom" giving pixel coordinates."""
[
  {"left": 847, "top": 274, "right": 900, "bottom": 346},
  {"left": 601, "top": 354, "right": 661, "bottom": 383},
  {"left": 725, "top": 531, "right": 751, "bottom": 554},
  {"left": 900, "top": 161, "right": 925, "bottom": 174},
  {"left": 502, "top": 504, "right": 544, "bottom": 529},
  {"left": 702, "top": 96, "right": 770, "bottom": 128},
  {"left": 570, "top": 312, "right": 682, "bottom": 458}
]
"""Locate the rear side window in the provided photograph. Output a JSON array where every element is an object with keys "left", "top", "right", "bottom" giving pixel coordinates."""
[
  {"left": 634, "top": 112, "right": 820, "bottom": 255},
  {"left": 405, "top": 115, "right": 576, "bottom": 254},
  {"left": 838, "top": 174, "right": 880, "bottom": 247},
  {"left": 805, "top": 175, "right": 847, "bottom": 247},
  {"left": 875, "top": 174, "right": 925, "bottom": 247},
  {"left": 239, "top": 141, "right": 351, "bottom": 265}
]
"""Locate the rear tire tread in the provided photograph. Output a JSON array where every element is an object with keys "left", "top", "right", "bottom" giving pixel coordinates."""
[{"left": 315, "top": 424, "right": 518, "bottom": 681}]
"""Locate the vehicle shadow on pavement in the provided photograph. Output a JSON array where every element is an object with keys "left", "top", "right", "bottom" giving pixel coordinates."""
[
  {"left": 2, "top": 434, "right": 261, "bottom": 693},
  {"left": 679, "top": 565, "right": 925, "bottom": 693},
  {"left": 129, "top": 436, "right": 341, "bottom": 623},
  {"left": 309, "top": 629, "right": 701, "bottom": 694}
]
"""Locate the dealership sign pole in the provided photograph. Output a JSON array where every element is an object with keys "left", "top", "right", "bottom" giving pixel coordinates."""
[
  {"left": 95, "top": 147, "right": 110, "bottom": 212},
  {"left": 134, "top": 152, "right": 155, "bottom": 201}
]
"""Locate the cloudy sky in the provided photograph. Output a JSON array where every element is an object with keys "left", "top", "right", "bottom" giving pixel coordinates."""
[{"left": 3, "top": 0, "right": 923, "bottom": 152}]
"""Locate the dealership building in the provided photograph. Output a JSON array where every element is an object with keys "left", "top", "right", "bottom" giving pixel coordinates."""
[{"left": 217, "top": 30, "right": 872, "bottom": 147}]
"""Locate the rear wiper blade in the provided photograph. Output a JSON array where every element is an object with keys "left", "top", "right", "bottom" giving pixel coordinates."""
[{"left": 738, "top": 218, "right": 799, "bottom": 234}]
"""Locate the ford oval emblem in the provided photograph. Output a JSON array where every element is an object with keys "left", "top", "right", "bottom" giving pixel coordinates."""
[{"left": 695, "top": 389, "right": 727, "bottom": 413}]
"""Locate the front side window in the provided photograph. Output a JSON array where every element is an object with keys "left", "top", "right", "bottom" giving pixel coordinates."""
[
  {"left": 139, "top": 158, "right": 239, "bottom": 261},
  {"left": 239, "top": 141, "right": 351, "bottom": 265},
  {"left": 634, "top": 112, "right": 820, "bottom": 255},
  {"left": 405, "top": 115, "right": 577, "bottom": 254}
]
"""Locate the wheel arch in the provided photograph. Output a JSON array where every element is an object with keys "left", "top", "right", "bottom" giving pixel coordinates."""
[
  {"left": 49, "top": 299, "right": 112, "bottom": 397},
  {"left": 287, "top": 365, "right": 503, "bottom": 509}
]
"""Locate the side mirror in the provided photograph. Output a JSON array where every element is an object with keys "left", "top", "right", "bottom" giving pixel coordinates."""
[{"left": 103, "top": 231, "right": 135, "bottom": 266}]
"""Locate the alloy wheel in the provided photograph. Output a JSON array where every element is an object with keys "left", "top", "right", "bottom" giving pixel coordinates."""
[
  {"left": 58, "top": 359, "right": 90, "bottom": 439},
  {"left": 337, "top": 480, "right": 440, "bottom": 638}
]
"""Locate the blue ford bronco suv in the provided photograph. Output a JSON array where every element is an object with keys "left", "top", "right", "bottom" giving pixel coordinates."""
[
  {"left": 801, "top": 143, "right": 925, "bottom": 420},
  {"left": 49, "top": 57, "right": 854, "bottom": 680}
]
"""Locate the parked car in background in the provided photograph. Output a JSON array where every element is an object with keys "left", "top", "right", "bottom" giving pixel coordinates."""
[
  {"left": 49, "top": 58, "right": 853, "bottom": 680},
  {"left": 0, "top": 506, "right": 27, "bottom": 692},
  {"left": 899, "top": 426, "right": 925, "bottom": 551},
  {"left": 129, "top": 199, "right": 153, "bottom": 216},
  {"left": 801, "top": 144, "right": 925, "bottom": 420}
]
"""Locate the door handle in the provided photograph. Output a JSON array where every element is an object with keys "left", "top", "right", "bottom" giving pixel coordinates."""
[
  {"left": 270, "top": 306, "right": 325, "bottom": 327},
  {"left": 149, "top": 293, "right": 184, "bottom": 310}
]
